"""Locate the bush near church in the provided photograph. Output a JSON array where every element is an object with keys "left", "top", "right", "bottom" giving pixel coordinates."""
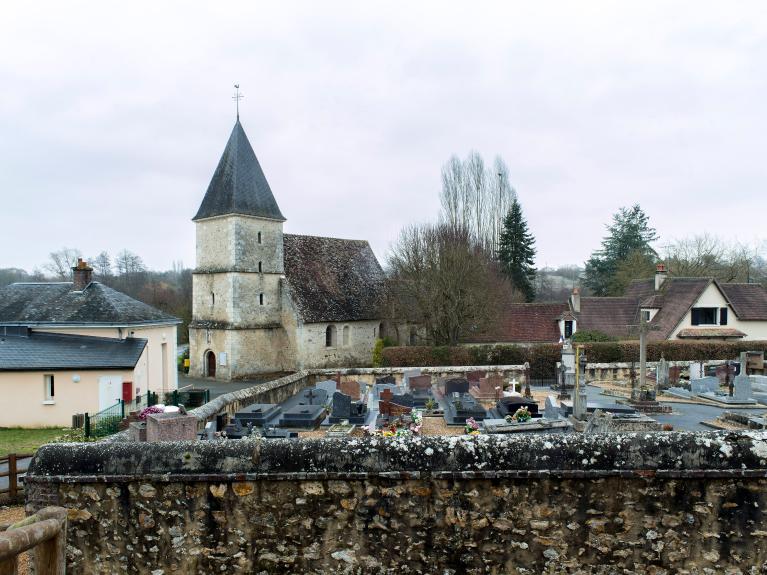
[{"left": 381, "top": 341, "right": 767, "bottom": 379}]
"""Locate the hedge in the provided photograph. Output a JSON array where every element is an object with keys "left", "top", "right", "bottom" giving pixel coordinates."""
[{"left": 381, "top": 341, "right": 767, "bottom": 379}]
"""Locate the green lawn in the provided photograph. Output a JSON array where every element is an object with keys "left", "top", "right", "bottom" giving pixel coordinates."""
[{"left": 0, "top": 428, "right": 69, "bottom": 457}]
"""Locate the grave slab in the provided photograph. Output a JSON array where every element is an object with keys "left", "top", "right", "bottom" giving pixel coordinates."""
[{"left": 145, "top": 413, "right": 198, "bottom": 442}]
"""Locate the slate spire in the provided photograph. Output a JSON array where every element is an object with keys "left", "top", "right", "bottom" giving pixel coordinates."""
[{"left": 193, "top": 120, "right": 286, "bottom": 221}]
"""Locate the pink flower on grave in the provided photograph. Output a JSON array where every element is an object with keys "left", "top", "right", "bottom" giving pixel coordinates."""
[{"left": 138, "top": 406, "right": 164, "bottom": 421}]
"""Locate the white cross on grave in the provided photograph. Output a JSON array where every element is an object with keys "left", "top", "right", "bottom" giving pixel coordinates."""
[{"left": 509, "top": 378, "right": 520, "bottom": 395}]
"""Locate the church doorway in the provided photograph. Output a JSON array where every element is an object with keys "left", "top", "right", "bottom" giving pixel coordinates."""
[{"left": 205, "top": 351, "right": 216, "bottom": 378}]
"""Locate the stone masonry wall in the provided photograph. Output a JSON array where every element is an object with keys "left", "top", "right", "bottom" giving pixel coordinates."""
[{"left": 25, "top": 431, "right": 767, "bottom": 574}]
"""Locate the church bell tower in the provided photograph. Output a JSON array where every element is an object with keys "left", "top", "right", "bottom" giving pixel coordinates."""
[{"left": 189, "top": 119, "right": 287, "bottom": 379}]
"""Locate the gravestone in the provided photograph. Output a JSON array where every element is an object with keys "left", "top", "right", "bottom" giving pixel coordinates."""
[
  {"left": 691, "top": 376, "right": 719, "bottom": 395},
  {"left": 496, "top": 396, "right": 539, "bottom": 419},
  {"left": 339, "top": 379, "right": 362, "bottom": 400},
  {"left": 408, "top": 374, "right": 432, "bottom": 391},
  {"left": 145, "top": 412, "right": 197, "bottom": 442},
  {"left": 379, "top": 399, "right": 413, "bottom": 418},
  {"left": 466, "top": 370, "right": 486, "bottom": 383},
  {"left": 234, "top": 403, "right": 282, "bottom": 427},
  {"left": 444, "top": 393, "right": 488, "bottom": 424},
  {"left": 315, "top": 380, "right": 337, "bottom": 396},
  {"left": 689, "top": 363, "right": 703, "bottom": 380},
  {"left": 669, "top": 366, "right": 681, "bottom": 385},
  {"left": 403, "top": 369, "right": 422, "bottom": 385},
  {"left": 733, "top": 375, "right": 754, "bottom": 402},
  {"left": 329, "top": 391, "right": 368, "bottom": 424},
  {"left": 444, "top": 378, "right": 470, "bottom": 395},
  {"left": 391, "top": 392, "right": 415, "bottom": 408},
  {"left": 656, "top": 358, "right": 670, "bottom": 390},
  {"left": 298, "top": 388, "right": 328, "bottom": 406},
  {"left": 373, "top": 383, "right": 399, "bottom": 400},
  {"left": 470, "top": 374, "right": 504, "bottom": 400},
  {"left": 279, "top": 405, "right": 326, "bottom": 429},
  {"left": 260, "top": 427, "right": 299, "bottom": 439},
  {"left": 544, "top": 395, "right": 561, "bottom": 419}
]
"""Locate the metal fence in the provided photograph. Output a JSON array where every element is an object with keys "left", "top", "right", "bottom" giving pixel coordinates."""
[{"left": 84, "top": 400, "right": 125, "bottom": 438}]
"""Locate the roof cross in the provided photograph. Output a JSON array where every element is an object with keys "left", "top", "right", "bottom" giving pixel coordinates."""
[{"left": 232, "top": 84, "right": 243, "bottom": 120}]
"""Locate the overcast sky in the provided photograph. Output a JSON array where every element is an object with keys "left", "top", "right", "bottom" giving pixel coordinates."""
[{"left": 2, "top": 1, "right": 766, "bottom": 273}]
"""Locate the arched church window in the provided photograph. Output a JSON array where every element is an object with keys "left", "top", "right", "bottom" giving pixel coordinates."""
[
  {"left": 342, "top": 325, "right": 350, "bottom": 346},
  {"left": 325, "top": 325, "right": 337, "bottom": 347}
]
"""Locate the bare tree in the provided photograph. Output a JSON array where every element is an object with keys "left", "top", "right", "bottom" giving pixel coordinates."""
[
  {"left": 385, "top": 222, "right": 511, "bottom": 345},
  {"left": 439, "top": 152, "right": 516, "bottom": 256},
  {"left": 114, "top": 250, "right": 146, "bottom": 276},
  {"left": 91, "top": 251, "right": 112, "bottom": 278},
  {"left": 44, "top": 247, "right": 82, "bottom": 280},
  {"left": 662, "top": 234, "right": 761, "bottom": 283}
]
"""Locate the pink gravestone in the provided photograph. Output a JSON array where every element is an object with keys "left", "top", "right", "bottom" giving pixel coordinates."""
[{"left": 146, "top": 413, "right": 198, "bottom": 442}]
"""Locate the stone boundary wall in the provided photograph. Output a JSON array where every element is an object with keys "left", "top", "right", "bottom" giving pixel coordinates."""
[
  {"left": 581, "top": 359, "right": 729, "bottom": 384},
  {"left": 26, "top": 431, "right": 767, "bottom": 574},
  {"left": 314, "top": 364, "right": 527, "bottom": 385}
]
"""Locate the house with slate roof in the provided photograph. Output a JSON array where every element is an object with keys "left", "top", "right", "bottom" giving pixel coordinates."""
[
  {"left": 189, "top": 120, "right": 385, "bottom": 378},
  {"left": 465, "top": 265, "right": 767, "bottom": 345},
  {"left": 0, "top": 261, "right": 180, "bottom": 426}
]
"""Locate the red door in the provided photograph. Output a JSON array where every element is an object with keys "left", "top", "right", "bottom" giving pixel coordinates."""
[
  {"left": 207, "top": 352, "right": 216, "bottom": 378},
  {"left": 122, "top": 381, "right": 133, "bottom": 402}
]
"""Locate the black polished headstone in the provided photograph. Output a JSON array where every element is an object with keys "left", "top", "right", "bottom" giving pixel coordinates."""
[{"left": 444, "top": 378, "right": 470, "bottom": 394}]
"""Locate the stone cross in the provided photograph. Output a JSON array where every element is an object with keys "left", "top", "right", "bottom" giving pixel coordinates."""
[
  {"left": 629, "top": 314, "right": 660, "bottom": 401},
  {"left": 524, "top": 362, "right": 532, "bottom": 398},
  {"left": 509, "top": 378, "right": 519, "bottom": 394}
]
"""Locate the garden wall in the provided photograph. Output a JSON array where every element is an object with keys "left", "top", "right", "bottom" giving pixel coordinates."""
[{"left": 25, "top": 431, "right": 767, "bottom": 574}]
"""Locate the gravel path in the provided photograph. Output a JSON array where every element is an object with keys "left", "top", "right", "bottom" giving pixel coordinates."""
[{"left": 0, "top": 505, "right": 28, "bottom": 574}]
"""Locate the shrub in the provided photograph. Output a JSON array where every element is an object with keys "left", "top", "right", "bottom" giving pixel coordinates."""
[
  {"left": 571, "top": 330, "right": 614, "bottom": 343},
  {"left": 372, "top": 339, "right": 385, "bottom": 368}
]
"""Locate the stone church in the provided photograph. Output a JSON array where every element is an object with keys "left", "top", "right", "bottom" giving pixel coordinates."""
[{"left": 189, "top": 120, "right": 385, "bottom": 379}]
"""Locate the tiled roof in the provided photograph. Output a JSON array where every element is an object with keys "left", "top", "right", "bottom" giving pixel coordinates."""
[
  {"left": 0, "top": 329, "right": 147, "bottom": 371},
  {"left": 644, "top": 278, "right": 711, "bottom": 341},
  {"left": 283, "top": 234, "right": 385, "bottom": 323},
  {"left": 576, "top": 298, "right": 638, "bottom": 339},
  {"left": 193, "top": 120, "right": 286, "bottom": 222},
  {"left": 720, "top": 283, "right": 767, "bottom": 321},
  {"left": 0, "top": 282, "right": 179, "bottom": 326},
  {"left": 677, "top": 328, "right": 746, "bottom": 339},
  {"left": 464, "top": 302, "right": 569, "bottom": 343}
]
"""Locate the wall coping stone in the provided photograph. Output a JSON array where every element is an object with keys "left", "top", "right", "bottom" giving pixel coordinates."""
[{"left": 28, "top": 430, "right": 767, "bottom": 480}]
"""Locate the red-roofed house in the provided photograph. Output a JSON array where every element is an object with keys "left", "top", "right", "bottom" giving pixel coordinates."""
[{"left": 464, "top": 266, "right": 767, "bottom": 345}]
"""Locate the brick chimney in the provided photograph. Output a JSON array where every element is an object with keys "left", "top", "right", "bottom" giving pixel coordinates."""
[
  {"left": 570, "top": 287, "right": 581, "bottom": 313},
  {"left": 72, "top": 258, "right": 93, "bottom": 291},
  {"left": 655, "top": 263, "right": 668, "bottom": 291}
]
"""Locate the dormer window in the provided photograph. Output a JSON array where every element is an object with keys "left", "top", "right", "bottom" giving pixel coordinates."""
[{"left": 691, "top": 307, "right": 718, "bottom": 325}]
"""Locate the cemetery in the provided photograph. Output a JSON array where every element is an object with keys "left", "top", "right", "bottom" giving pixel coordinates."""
[{"left": 17, "top": 343, "right": 767, "bottom": 573}]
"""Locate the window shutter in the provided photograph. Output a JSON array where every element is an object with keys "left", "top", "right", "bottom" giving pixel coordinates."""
[{"left": 720, "top": 308, "right": 728, "bottom": 326}]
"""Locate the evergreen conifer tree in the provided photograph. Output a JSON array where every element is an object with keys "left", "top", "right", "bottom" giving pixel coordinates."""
[{"left": 497, "top": 198, "right": 537, "bottom": 302}]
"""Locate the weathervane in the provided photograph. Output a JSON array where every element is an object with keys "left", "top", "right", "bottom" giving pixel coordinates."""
[{"left": 233, "top": 84, "right": 243, "bottom": 120}]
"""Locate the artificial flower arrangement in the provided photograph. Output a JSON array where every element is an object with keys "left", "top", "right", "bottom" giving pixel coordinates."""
[
  {"left": 464, "top": 417, "right": 481, "bottom": 435},
  {"left": 138, "top": 406, "right": 164, "bottom": 420},
  {"left": 504, "top": 406, "right": 532, "bottom": 424},
  {"left": 367, "top": 410, "right": 423, "bottom": 437}
]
